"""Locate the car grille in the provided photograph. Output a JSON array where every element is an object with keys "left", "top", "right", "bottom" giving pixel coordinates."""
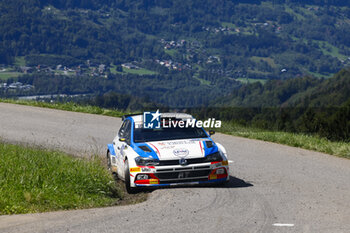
[
  {"left": 158, "top": 157, "right": 208, "bottom": 166},
  {"left": 155, "top": 166, "right": 211, "bottom": 183}
]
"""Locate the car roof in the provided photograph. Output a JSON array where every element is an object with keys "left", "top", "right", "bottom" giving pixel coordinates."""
[{"left": 124, "top": 112, "right": 194, "bottom": 122}]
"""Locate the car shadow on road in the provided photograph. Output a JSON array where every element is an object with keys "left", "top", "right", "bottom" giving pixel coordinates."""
[
  {"left": 135, "top": 175, "right": 253, "bottom": 193},
  {"left": 220, "top": 175, "right": 253, "bottom": 188},
  {"left": 192, "top": 175, "right": 253, "bottom": 189}
]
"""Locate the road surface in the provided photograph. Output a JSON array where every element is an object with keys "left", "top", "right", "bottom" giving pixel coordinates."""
[{"left": 0, "top": 103, "right": 349, "bottom": 233}]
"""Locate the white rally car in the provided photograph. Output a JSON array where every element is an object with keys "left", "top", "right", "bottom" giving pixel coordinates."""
[{"left": 107, "top": 113, "right": 229, "bottom": 193}]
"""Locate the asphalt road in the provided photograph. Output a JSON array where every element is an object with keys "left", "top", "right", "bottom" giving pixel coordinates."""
[{"left": 0, "top": 102, "right": 349, "bottom": 233}]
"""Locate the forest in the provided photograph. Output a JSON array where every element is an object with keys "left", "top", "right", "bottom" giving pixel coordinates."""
[
  {"left": 1, "top": 0, "right": 350, "bottom": 79},
  {"left": 199, "top": 68, "right": 350, "bottom": 141}
]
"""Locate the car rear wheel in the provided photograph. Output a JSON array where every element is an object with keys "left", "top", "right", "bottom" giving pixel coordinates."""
[
  {"left": 106, "top": 151, "right": 112, "bottom": 171},
  {"left": 107, "top": 151, "right": 118, "bottom": 180},
  {"left": 124, "top": 159, "right": 136, "bottom": 194}
]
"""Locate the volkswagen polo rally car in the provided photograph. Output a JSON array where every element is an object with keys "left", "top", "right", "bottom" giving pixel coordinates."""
[{"left": 107, "top": 112, "right": 229, "bottom": 193}]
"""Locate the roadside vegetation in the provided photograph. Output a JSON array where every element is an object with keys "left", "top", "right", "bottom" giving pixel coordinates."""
[
  {"left": 1, "top": 99, "right": 349, "bottom": 159},
  {"left": 0, "top": 143, "right": 121, "bottom": 215},
  {"left": 218, "top": 122, "right": 350, "bottom": 159},
  {"left": 0, "top": 142, "right": 148, "bottom": 215}
]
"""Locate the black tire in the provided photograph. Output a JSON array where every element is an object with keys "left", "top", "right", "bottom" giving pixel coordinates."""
[
  {"left": 106, "top": 151, "right": 112, "bottom": 171},
  {"left": 107, "top": 151, "right": 118, "bottom": 180},
  {"left": 124, "top": 159, "right": 136, "bottom": 194}
]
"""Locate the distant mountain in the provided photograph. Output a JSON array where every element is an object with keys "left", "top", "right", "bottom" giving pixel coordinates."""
[
  {"left": 215, "top": 68, "right": 350, "bottom": 107},
  {"left": 199, "top": 68, "right": 350, "bottom": 141},
  {"left": 286, "top": 69, "right": 350, "bottom": 107},
  {"left": 1, "top": 0, "right": 350, "bottom": 108},
  {"left": 1, "top": 0, "right": 350, "bottom": 80}
]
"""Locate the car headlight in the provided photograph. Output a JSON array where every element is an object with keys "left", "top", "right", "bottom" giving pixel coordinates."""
[
  {"left": 135, "top": 156, "right": 160, "bottom": 166},
  {"left": 204, "top": 152, "right": 223, "bottom": 162}
]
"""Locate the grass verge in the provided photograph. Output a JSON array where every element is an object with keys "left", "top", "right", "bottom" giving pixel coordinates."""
[
  {"left": 218, "top": 122, "right": 350, "bottom": 159},
  {"left": 0, "top": 142, "right": 148, "bottom": 215},
  {"left": 1, "top": 98, "right": 349, "bottom": 159},
  {"left": 0, "top": 143, "right": 122, "bottom": 215}
]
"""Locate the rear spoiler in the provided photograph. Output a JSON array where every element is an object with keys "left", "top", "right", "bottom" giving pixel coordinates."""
[{"left": 122, "top": 113, "right": 143, "bottom": 121}]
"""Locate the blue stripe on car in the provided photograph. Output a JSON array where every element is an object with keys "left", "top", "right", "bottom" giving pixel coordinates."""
[
  {"left": 126, "top": 116, "right": 160, "bottom": 160},
  {"left": 203, "top": 139, "right": 218, "bottom": 156},
  {"left": 108, "top": 144, "right": 116, "bottom": 156},
  {"left": 132, "top": 143, "right": 159, "bottom": 159}
]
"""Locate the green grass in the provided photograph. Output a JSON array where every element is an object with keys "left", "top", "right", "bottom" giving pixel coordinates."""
[
  {"left": 193, "top": 72, "right": 211, "bottom": 85},
  {"left": 0, "top": 72, "right": 21, "bottom": 80},
  {"left": 221, "top": 22, "right": 236, "bottom": 28},
  {"left": 110, "top": 64, "right": 156, "bottom": 76},
  {"left": 109, "top": 64, "right": 121, "bottom": 75},
  {"left": 306, "top": 70, "right": 331, "bottom": 79},
  {"left": 284, "top": 5, "right": 306, "bottom": 20},
  {"left": 218, "top": 122, "right": 350, "bottom": 159},
  {"left": 193, "top": 76, "right": 211, "bottom": 85},
  {"left": 192, "top": 65, "right": 211, "bottom": 85},
  {"left": 291, "top": 36, "right": 348, "bottom": 61},
  {"left": 236, "top": 78, "right": 267, "bottom": 84},
  {"left": 164, "top": 49, "right": 177, "bottom": 57},
  {"left": 14, "top": 56, "right": 26, "bottom": 67},
  {"left": 316, "top": 40, "right": 348, "bottom": 61},
  {"left": 0, "top": 143, "right": 122, "bottom": 215},
  {"left": 251, "top": 56, "right": 277, "bottom": 68},
  {"left": 123, "top": 67, "right": 157, "bottom": 75},
  {"left": 54, "top": 70, "right": 75, "bottom": 76},
  {"left": 1, "top": 99, "right": 349, "bottom": 159}
]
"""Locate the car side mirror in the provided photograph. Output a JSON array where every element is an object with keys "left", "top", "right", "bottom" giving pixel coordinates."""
[{"left": 209, "top": 130, "right": 215, "bottom": 136}]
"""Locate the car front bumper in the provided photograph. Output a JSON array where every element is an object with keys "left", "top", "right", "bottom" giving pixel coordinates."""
[{"left": 129, "top": 161, "right": 230, "bottom": 187}]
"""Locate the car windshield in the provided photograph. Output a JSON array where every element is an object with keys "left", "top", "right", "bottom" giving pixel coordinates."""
[{"left": 133, "top": 126, "right": 208, "bottom": 142}]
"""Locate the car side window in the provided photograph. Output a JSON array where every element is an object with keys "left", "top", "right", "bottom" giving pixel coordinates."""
[
  {"left": 124, "top": 121, "right": 132, "bottom": 145},
  {"left": 118, "top": 120, "right": 128, "bottom": 138}
]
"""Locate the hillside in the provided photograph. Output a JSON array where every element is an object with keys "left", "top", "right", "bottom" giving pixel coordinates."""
[
  {"left": 202, "top": 68, "right": 350, "bottom": 141},
  {"left": 216, "top": 68, "right": 350, "bottom": 107},
  {"left": 1, "top": 0, "right": 350, "bottom": 107},
  {"left": 286, "top": 69, "right": 350, "bottom": 107},
  {"left": 1, "top": 0, "right": 349, "bottom": 78}
]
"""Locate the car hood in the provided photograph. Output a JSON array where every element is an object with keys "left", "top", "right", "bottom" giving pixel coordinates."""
[{"left": 134, "top": 139, "right": 218, "bottom": 160}]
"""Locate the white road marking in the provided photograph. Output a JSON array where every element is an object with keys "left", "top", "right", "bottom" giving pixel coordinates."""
[{"left": 273, "top": 223, "right": 294, "bottom": 227}]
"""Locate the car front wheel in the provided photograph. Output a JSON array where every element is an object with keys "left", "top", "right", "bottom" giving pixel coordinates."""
[{"left": 124, "top": 159, "right": 136, "bottom": 194}]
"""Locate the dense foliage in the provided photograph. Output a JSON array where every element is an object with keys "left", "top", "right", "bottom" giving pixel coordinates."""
[
  {"left": 194, "top": 69, "right": 350, "bottom": 141},
  {"left": 1, "top": 0, "right": 350, "bottom": 79},
  {"left": 0, "top": 71, "right": 240, "bottom": 107}
]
